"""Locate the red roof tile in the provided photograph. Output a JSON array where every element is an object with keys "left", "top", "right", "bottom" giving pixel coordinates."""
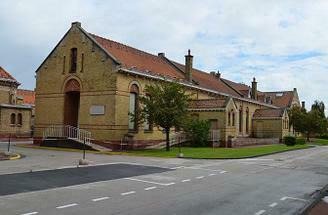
[
  {"left": 253, "top": 108, "right": 285, "bottom": 118},
  {"left": 0, "top": 67, "right": 17, "bottom": 81},
  {"left": 189, "top": 98, "right": 228, "bottom": 109},
  {"left": 259, "top": 91, "right": 294, "bottom": 108},
  {"left": 17, "top": 89, "right": 35, "bottom": 105},
  {"left": 91, "top": 34, "right": 184, "bottom": 79}
]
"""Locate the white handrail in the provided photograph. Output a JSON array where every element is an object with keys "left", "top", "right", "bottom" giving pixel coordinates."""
[{"left": 43, "top": 125, "right": 91, "bottom": 146}]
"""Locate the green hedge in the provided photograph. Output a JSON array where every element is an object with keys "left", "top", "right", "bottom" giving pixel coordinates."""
[
  {"left": 296, "top": 138, "right": 306, "bottom": 145},
  {"left": 284, "top": 136, "right": 296, "bottom": 146}
]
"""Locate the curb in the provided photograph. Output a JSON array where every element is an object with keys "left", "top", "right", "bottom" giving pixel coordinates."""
[
  {"left": 298, "top": 184, "right": 328, "bottom": 215},
  {"left": 9, "top": 153, "right": 21, "bottom": 160},
  {"left": 181, "top": 145, "right": 315, "bottom": 160}
]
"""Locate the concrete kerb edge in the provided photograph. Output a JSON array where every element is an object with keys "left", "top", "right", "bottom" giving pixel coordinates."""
[
  {"left": 181, "top": 145, "right": 316, "bottom": 160},
  {"left": 298, "top": 184, "right": 328, "bottom": 215}
]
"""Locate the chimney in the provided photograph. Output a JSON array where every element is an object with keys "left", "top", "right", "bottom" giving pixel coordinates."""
[
  {"left": 185, "top": 49, "right": 193, "bottom": 81},
  {"left": 71, "top": 21, "right": 81, "bottom": 28},
  {"left": 210, "top": 70, "right": 221, "bottom": 79},
  {"left": 158, "top": 52, "right": 165, "bottom": 57},
  {"left": 302, "top": 101, "right": 305, "bottom": 109},
  {"left": 251, "top": 77, "right": 257, "bottom": 100}
]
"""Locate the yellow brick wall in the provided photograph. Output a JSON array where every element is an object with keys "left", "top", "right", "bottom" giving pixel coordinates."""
[
  {"left": 0, "top": 87, "right": 10, "bottom": 104},
  {"left": 0, "top": 107, "right": 32, "bottom": 134}
]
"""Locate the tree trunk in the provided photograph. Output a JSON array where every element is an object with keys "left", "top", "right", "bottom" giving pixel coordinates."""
[
  {"left": 307, "top": 132, "right": 310, "bottom": 141},
  {"left": 166, "top": 129, "right": 170, "bottom": 152}
]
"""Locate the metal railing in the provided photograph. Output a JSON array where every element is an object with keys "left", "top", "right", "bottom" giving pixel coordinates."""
[{"left": 43, "top": 125, "right": 91, "bottom": 146}]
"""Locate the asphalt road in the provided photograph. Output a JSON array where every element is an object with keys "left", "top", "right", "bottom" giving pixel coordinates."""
[{"left": 0, "top": 142, "right": 328, "bottom": 215}]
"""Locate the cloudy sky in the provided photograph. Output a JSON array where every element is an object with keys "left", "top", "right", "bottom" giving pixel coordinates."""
[{"left": 0, "top": 0, "right": 327, "bottom": 112}]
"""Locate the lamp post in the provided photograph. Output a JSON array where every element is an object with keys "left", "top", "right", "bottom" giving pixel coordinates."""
[{"left": 6, "top": 133, "right": 11, "bottom": 155}]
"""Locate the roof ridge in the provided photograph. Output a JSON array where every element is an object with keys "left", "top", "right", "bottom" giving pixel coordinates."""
[{"left": 90, "top": 33, "right": 164, "bottom": 63}]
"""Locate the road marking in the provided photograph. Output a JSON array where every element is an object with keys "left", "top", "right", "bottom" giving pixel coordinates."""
[
  {"left": 144, "top": 186, "right": 157, "bottom": 191},
  {"left": 220, "top": 171, "right": 227, "bottom": 174},
  {"left": 125, "top": 177, "right": 175, "bottom": 186},
  {"left": 196, "top": 176, "right": 204, "bottom": 179},
  {"left": 92, "top": 196, "right": 110, "bottom": 202},
  {"left": 21, "top": 212, "right": 38, "bottom": 215},
  {"left": 56, "top": 203, "right": 78, "bottom": 209},
  {"left": 166, "top": 182, "right": 175, "bottom": 186},
  {"left": 121, "top": 191, "right": 136, "bottom": 196},
  {"left": 208, "top": 173, "right": 216, "bottom": 176},
  {"left": 255, "top": 210, "right": 266, "bottom": 215},
  {"left": 170, "top": 166, "right": 185, "bottom": 169},
  {"left": 280, "top": 196, "right": 307, "bottom": 202},
  {"left": 269, "top": 202, "right": 278, "bottom": 207},
  {"left": 183, "top": 166, "right": 224, "bottom": 172},
  {"left": 181, "top": 179, "right": 191, "bottom": 182}
]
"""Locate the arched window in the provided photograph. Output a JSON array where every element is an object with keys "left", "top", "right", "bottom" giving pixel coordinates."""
[
  {"left": 232, "top": 112, "right": 235, "bottom": 126},
  {"left": 228, "top": 112, "right": 231, "bottom": 126},
  {"left": 246, "top": 107, "right": 249, "bottom": 133},
  {"left": 70, "top": 48, "right": 77, "bottom": 73},
  {"left": 129, "top": 84, "right": 139, "bottom": 131},
  {"left": 17, "top": 113, "right": 22, "bottom": 126},
  {"left": 10, "top": 113, "right": 16, "bottom": 125},
  {"left": 239, "top": 106, "right": 243, "bottom": 133}
]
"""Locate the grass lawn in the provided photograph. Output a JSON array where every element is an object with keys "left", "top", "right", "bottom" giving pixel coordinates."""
[
  {"left": 127, "top": 144, "right": 312, "bottom": 159},
  {"left": 312, "top": 138, "right": 328, "bottom": 146}
]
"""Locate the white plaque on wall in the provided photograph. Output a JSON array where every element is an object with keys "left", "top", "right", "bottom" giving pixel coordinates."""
[{"left": 90, "top": 105, "right": 105, "bottom": 115}]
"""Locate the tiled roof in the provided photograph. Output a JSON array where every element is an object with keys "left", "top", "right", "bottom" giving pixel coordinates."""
[
  {"left": 167, "top": 61, "right": 242, "bottom": 97},
  {"left": 189, "top": 98, "right": 228, "bottom": 109},
  {"left": 253, "top": 108, "right": 285, "bottom": 118},
  {"left": 17, "top": 89, "right": 35, "bottom": 105},
  {"left": 0, "top": 67, "right": 17, "bottom": 81},
  {"left": 259, "top": 91, "right": 294, "bottom": 108},
  {"left": 90, "top": 33, "right": 242, "bottom": 97},
  {"left": 91, "top": 34, "right": 184, "bottom": 79},
  {"left": 221, "top": 78, "right": 250, "bottom": 97}
]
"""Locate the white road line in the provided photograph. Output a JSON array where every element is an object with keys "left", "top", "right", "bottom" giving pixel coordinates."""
[
  {"left": 125, "top": 177, "right": 175, "bottom": 186},
  {"left": 196, "top": 176, "right": 205, "bottom": 179},
  {"left": 56, "top": 203, "right": 78, "bottom": 209},
  {"left": 280, "top": 196, "right": 307, "bottom": 202},
  {"left": 166, "top": 182, "right": 176, "bottom": 186},
  {"left": 269, "top": 202, "right": 278, "bottom": 207},
  {"left": 144, "top": 186, "right": 157, "bottom": 191},
  {"left": 208, "top": 173, "right": 216, "bottom": 176},
  {"left": 255, "top": 210, "right": 266, "bottom": 215},
  {"left": 220, "top": 171, "right": 227, "bottom": 174},
  {"left": 21, "top": 212, "right": 38, "bottom": 215},
  {"left": 181, "top": 179, "right": 191, "bottom": 182},
  {"left": 92, "top": 196, "right": 110, "bottom": 202},
  {"left": 170, "top": 166, "right": 185, "bottom": 169},
  {"left": 121, "top": 191, "right": 136, "bottom": 196},
  {"left": 183, "top": 166, "right": 224, "bottom": 172}
]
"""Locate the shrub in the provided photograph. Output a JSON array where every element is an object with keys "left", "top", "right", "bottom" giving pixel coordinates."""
[
  {"left": 296, "top": 138, "right": 306, "bottom": 145},
  {"left": 184, "top": 119, "right": 210, "bottom": 147},
  {"left": 284, "top": 136, "right": 296, "bottom": 146}
]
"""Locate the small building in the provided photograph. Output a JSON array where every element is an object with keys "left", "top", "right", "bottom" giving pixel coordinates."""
[
  {"left": 252, "top": 108, "right": 290, "bottom": 140},
  {"left": 0, "top": 67, "right": 34, "bottom": 137}
]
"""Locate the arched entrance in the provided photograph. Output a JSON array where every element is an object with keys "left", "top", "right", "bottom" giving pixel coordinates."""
[{"left": 64, "top": 79, "right": 80, "bottom": 127}]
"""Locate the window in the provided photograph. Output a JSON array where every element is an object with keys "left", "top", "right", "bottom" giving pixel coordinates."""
[
  {"left": 81, "top": 53, "right": 84, "bottom": 72},
  {"left": 246, "top": 107, "right": 249, "bottom": 133},
  {"left": 129, "top": 84, "right": 139, "bottom": 131},
  {"left": 17, "top": 113, "right": 22, "bottom": 126},
  {"left": 144, "top": 95, "right": 152, "bottom": 131},
  {"left": 265, "top": 97, "right": 271, "bottom": 104},
  {"left": 228, "top": 112, "right": 231, "bottom": 126},
  {"left": 239, "top": 107, "right": 243, "bottom": 133},
  {"left": 10, "top": 113, "right": 16, "bottom": 125},
  {"left": 70, "top": 48, "right": 77, "bottom": 73},
  {"left": 232, "top": 112, "right": 235, "bottom": 126},
  {"left": 62, "top": 56, "right": 66, "bottom": 74},
  {"left": 276, "top": 93, "right": 283, "bottom": 97}
]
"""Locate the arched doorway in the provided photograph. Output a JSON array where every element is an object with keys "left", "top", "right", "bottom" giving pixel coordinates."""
[{"left": 64, "top": 79, "right": 80, "bottom": 127}]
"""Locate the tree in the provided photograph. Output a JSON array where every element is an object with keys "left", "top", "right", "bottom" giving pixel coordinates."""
[
  {"left": 183, "top": 118, "right": 210, "bottom": 147},
  {"left": 304, "top": 109, "right": 327, "bottom": 141},
  {"left": 288, "top": 106, "right": 306, "bottom": 135},
  {"left": 311, "top": 100, "right": 326, "bottom": 118},
  {"left": 135, "top": 81, "right": 191, "bottom": 151}
]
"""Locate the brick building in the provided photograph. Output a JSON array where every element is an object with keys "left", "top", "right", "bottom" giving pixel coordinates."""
[
  {"left": 0, "top": 67, "right": 34, "bottom": 137},
  {"left": 33, "top": 22, "right": 301, "bottom": 149}
]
